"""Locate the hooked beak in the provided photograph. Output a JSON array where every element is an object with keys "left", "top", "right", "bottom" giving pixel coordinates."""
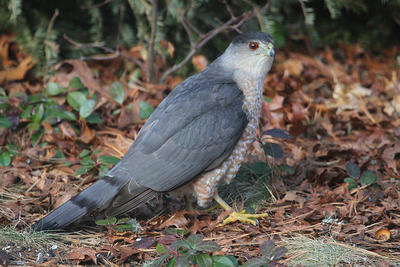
[{"left": 267, "top": 46, "right": 275, "bottom": 57}]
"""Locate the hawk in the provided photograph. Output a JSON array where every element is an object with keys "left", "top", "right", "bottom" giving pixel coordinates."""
[{"left": 34, "top": 32, "right": 275, "bottom": 230}]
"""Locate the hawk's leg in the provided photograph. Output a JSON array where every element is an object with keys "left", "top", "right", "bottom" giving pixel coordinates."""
[{"left": 213, "top": 194, "right": 269, "bottom": 226}]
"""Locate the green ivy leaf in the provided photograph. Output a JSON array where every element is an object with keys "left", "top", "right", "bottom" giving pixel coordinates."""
[
  {"left": 242, "top": 257, "right": 267, "bottom": 267},
  {"left": 79, "top": 149, "right": 90, "bottom": 158},
  {"left": 67, "top": 91, "right": 87, "bottom": 111},
  {"left": 98, "top": 165, "right": 109, "bottom": 177},
  {"left": 21, "top": 105, "right": 33, "bottom": 119},
  {"left": 86, "top": 113, "right": 104, "bottom": 124},
  {"left": 212, "top": 255, "right": 238, "bottom": 267},
  {"left": 187, "top": 234, "right": 204, "bottom": 248},
  {"left": 109, "top": 81, "right": 125, "bottom": 104},
  {"left": 195, "top": 241, "right": 221, "bottom": 253},
  {"left": 32, "top": 104, "right": 44, "bottom": 123},
  {"left": 80, "top": 157, "right": 96, "bottom": 166},
  {"left": 249, "top": 162, "right": 270, "bottom": 176},
  {"left": 27, "top": 122, "right": 40, "bottom": 133},
  {"left": 152, "top": 253, "right": 169, "bottom": 267},
  {"left": 195, "top": 253, "right": 212, "bottom": 267},
  {"left": 0, "top": 117, "right": 11, "bottom": 128},
  {"left": 46, "top": 82, "right": 66, "bottom": 96},
  {"left": 75, "top": 165, "right": 94, "bottom": 176},
  {"left": 360, "top": 170, "right": 378, "bottom": 186},
  {"left": 344, "top": 177, "right": 358, "bottom": 190},
  {"left": 79, "top": 99, "right": 96, "bottom": 118},
  {"left": 156, "top": 243, "right": 167, "bottom": 254},
  {"left": 69, "top": 77, "right": 85, "bottom": 90},
  {"left": 97, "top": 155, "right": 120, "bottom": 165},
  {"left": 346, "top": 162, "right": 360, "bottom": 179},
  {"left": 139, "top": 101, "right": 154, "bottom": 119},
  {"left": 0, "top": 151, "right": 11, "bottom": 166}
]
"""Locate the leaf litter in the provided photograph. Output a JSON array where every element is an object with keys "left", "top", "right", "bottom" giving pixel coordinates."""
[{"left": 0, "top": 33, "right": 399, "bottom": 265}]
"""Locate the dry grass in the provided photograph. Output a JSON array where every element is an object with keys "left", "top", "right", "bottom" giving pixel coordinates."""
[{"left": 282, "top": 235, "right": 400, "bottom": 266}]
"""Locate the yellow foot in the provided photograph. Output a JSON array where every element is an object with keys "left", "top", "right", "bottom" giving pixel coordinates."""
[{"left": 220, "top": 210, "right": 269, "bottom": 226}]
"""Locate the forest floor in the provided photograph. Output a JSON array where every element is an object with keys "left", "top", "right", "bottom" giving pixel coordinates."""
[{"left": 0, "top": 34, "right": 399, "bottom": 266}]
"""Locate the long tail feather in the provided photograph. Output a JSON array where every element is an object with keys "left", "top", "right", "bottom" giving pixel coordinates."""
[{"left": 33, "top": 176, "right": 129, "bottom": 231}]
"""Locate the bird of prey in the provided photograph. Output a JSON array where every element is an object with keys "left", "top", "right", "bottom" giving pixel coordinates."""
[{"left": 33, "top": 32, "right": 275, "bottom": 231}]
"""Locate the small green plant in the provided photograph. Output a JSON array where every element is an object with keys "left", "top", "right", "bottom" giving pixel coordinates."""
[
  {"left": 75, "top": 149, "right": 120, "bottom": 177},
  {"left": 153, "top": 234, "right": 229, "bottom": 267},
  {"left": 344, "top": 161, "right": 379, "bottom": 190},
  {"left": 243, "top": 240, "right": 288, "bottom": 267},
  {"left": 153, "top": 237, "right": 287, "bottom": 267},
  {"left": 95, "top": 217, "right": 141, "bottom": 232},
  {"left": 0, "top": 144, "right": 19, "bottom": 167}
]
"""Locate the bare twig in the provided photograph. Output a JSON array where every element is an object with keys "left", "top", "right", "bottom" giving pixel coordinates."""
[
  {"left": 146, "top": 0, "right": 158, "bottom": 82},
  {"left": 44, "top": 9, "right": 59, "bottom": 74},
  {"left": 63, "top": 34, "right": 144, "bottom": 69},
  {"left": 159, "top": 1, "right": 270, "bottom": 83},
  {"left": 81, "top": 0, "right": 113, "bottom": 10}
]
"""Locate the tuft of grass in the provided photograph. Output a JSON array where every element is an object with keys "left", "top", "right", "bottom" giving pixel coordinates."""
[
  {"left": 0, "top": 225, "right": 66, "bottom": 250},
  {"left": 283, "top": 235, "right": 400, "bottom": 266}
]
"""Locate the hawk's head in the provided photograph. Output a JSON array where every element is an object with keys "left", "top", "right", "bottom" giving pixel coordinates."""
[{"left": 217, "top": 32, "right": 275, "bottom": 82}]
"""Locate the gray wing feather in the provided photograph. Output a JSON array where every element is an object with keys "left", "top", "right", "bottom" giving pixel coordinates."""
[{"left": 109, "top": 77, "right": 248, "bottom": 192}]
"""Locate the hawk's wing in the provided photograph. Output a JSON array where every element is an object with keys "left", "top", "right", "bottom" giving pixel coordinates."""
[{"left": 109, "top": 75, "right": 248, "bottom": 192}]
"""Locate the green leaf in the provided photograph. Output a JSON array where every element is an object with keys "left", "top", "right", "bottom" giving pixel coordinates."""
[
  {"left": 212, "top": 255, "right": 238, "bottom": 267},
  {"left": 195, "top": 241, "right": 221, "bottom": 253},
  {"left": 46, "top": 82, "right": 66, "bottom": 96},
  {"left": 195, "top": 253, "right": 212, "bottom": 267},
  {"left": 31, "top": 130, "right": 43, "bottom": 145},
  {"left": 176, "top": 254, "right": 192, "bottom": 267},
  {"left": 95, "top": 217, "right": 117, "bottom": 226},
  {"left": 97, "top": 155, "right": 120, "bottom": 165},
  {"left": 249, "top": 162, "right": 270, "bottom": 176},
  {"left": 79, "top": 99, "right": 96, "bottom": 118},
  {"left": 152, "top": 253, "right": 169, "bottom": 267},
  {"left": 21, "top": 105, "right": 33, "bottom": 119},
  {"left": 344, "top": 177, "right": 358, "bottom": 190},
  {"left": 242, "top": 257, "right": 267, "bottom": 267},
  {"left": 80, "top": 157, "right": 96, "bottom": 166},
  {"left": 0, "top": 151, "right": 11, "bottom": 166},
  {"left": 69, "top": 77, "right": 85, "bottom": 90},
  {"left": 109, "top": 81, "right": 125, "bottom": 104},
  {"left": 75, "top": 165, "right": 94, "bottom": 176},
  {"left": 346, "top": 162, "right": 360, "bottom": 179},
  {"left": 27, "top": 122, "right": 40, "bottom": 133},
  {"left": 360, "top": 170, "right": 378, "bottom": 186},
  {"left": 98, "top": 165, "right": 109, "bottom": 177},
  {"left": 86, "top": 113, "right": 104, "bottom": 124},
  {"left": 187, "top": 234, "right": 204, "bottom": 248},
  {"left": 6, "top": 144, "right": 18, "bottom": 157},
  {"left": 156, "top": 243, "right": 168, "bottom": 254},
  {"left": 67, "top": 91, "right": 87, "bottom": 111},
  {"left": 166, "top": 257, "right": 177, "bottom": 267},
  {"left": 0, "top": 117, "right": 12, "bottom": 128},
  {"left": 79, "top": 149, "right": 90, "bottom": 158},
  {"left": 263, "top": 142, "right": 283, "bottom": 158},
  {"left": 139, "top": 101, "right": 154, "bottom": 119},
  {"left": 32, "top": 104, "right": 44, "bottom": 123}
]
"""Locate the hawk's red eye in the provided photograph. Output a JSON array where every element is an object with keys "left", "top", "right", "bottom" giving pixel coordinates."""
[{"left": 249, "top": 42, "right": 259, "bottom": 50}]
